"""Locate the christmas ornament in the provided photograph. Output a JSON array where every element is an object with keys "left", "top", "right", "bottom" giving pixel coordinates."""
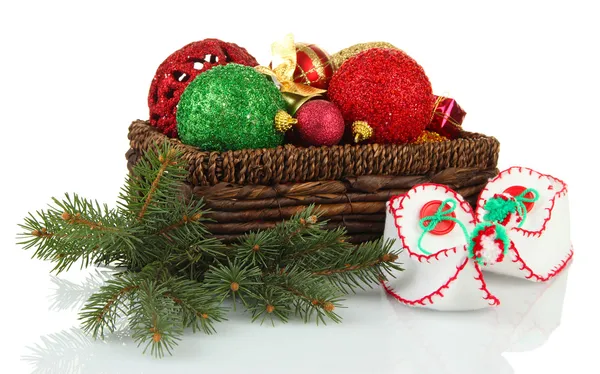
[
  {"left": 328, "top": 48, "right": 435, "bottom": 144},
  {"left": 352, "top": 121, "right": 373, "bottom": 143},
  {"left": 331, "top": 41, "right": 397, "bottom": 70},
  {"left": 382, "top": 167, "right": 573, "bottom": 311},
  {"left": 427, "top": 96, "right": 467, "bottom": 140},
  {"left": 412, "top": 130, "right": 449, "bottom": 144},
  {"left": 281, "top": 100, "right": 345, "bottom": 147},
  {"left": 176, "top": 64, "right": 287, "bottom": 152},
  {"left": 255, "top": 34, "right": 327, "bottom": 114},
  {"left": 293, "top": 42, "right": 334, "bottom": 90},
  {"left": 148, "top": 39, "right": 258, "bottom": 137}
]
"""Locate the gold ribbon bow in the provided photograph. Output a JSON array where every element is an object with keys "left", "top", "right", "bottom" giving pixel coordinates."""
[{"left": 255, "top": 34, "right": 326, "bottom": 97}]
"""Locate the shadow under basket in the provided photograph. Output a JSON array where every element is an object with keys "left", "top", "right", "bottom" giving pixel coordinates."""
[{"left": 127, "top": 120, "right": 500, "bottom": 244}]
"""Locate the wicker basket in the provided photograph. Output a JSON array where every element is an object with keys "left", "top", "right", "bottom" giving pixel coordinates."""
[{"left": 127, "top": 120, "right": 500, "bottom": 243}]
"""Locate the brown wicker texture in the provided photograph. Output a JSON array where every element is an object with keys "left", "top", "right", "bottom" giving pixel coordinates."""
[{"left": 127, "top": 120, "right": 500, "bottom": 243}]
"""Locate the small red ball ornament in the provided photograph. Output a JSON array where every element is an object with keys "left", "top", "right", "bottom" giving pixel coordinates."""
[
  {"left": 292, "top": 43, "right": 334, "bottom": 90},
  {"left": 328, "top": 48, "right": 435, "bottom": 144},
  {"left": 290, "top": 100, "right": 345, "bottom": 147},
  {"left": 148, "top": 39, "right": 258, "bottom": 137}
]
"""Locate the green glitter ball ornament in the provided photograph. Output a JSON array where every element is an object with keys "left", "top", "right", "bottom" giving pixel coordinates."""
[{"left": 176, "top": 64, "right": 287, "bottom": 151}]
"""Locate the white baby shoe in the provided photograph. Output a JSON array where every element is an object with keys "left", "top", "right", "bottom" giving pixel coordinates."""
[
  {"left": 382, "top": 167, "right": 573, "bottom": 311},
  {"left": 476, "top": 167, "right": 573, "bottom": 281}
]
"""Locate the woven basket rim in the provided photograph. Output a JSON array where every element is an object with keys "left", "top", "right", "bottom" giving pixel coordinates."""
[
  {"left": 129, "top": 119, "right": 498, "bottom": 155},
  {"left": 128, "top": 120, "right": 500, "bottom": 186},
  {"left": 129, "top": 119, "right": 500, "bottom": 157}
]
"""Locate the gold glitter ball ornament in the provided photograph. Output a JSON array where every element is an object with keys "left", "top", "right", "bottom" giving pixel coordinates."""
[{"left": 331, "top": 42, "right": 398, "bottom": 71}]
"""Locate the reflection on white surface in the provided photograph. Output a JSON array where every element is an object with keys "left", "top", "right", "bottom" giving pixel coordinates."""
[
  {"left": 23, "top": 268, "right": 569, "bottom": 374},
  {"left": 48, "top": 270, "right": 114, "bottom": 312}
]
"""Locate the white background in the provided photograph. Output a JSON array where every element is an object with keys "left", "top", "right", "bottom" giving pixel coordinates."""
[{"left": 0, "top": 1, "right": 598, "bottom": 373}]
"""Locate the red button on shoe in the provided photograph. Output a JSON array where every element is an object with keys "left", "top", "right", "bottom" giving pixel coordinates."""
[
  {"left": 420, "top": 200, "right": 456, "bottom": 235},
  {"left": 503, "top": 186, "right": 535, "bottom": 212}
]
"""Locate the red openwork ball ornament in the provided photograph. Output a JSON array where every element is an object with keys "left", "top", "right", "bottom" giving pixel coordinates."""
[
  {"left": 148, "top": 39, "right": 258, "bottom": 137},
  {"left": 291, "top": 100, "right": 345, "bottom": 147},
  {"left": 292, "top": 43, "right": 334, "bottom": 90},
  {"left": 328, "top": 48, "right": 435, "bottom": 144}
]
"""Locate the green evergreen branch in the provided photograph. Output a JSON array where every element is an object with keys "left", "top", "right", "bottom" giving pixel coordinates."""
[
  {"left": 247, "top": 286, "right": 293, "bottom": 325},
  {"left": 17, "top": 142, "right": 403, "bottom": 358},
  {"left": 128, "top": 280, "right": 183, "bottom": 358},
  {"left": 286, "top": 227, "right": 346, "bottom": 260},
  {"left": 18, "top": 194, "right": 140, "bottom": 274},
  {"left": 203, "top": 260, "right": 263, "bottom": 307},
  {"left": 311, "top": 239, "right": 401, "bottom": 293},
  {"left": 79, "top": 274, "right": 141, "bottom": 339},
  {"left": 232, "top": 230, "right": 280, "bottom": 269},
  {"left": 133, "top": 146, "right": 182, "bottom": 221},
  {"left": 118, "top": 143, "right": 189, "bottom": 228},
  {"left": 271, "top": 269, "right": 343, "bottom": 324},
  {"left": 162, "top": 277, "right": 226, "bottom": 334}
]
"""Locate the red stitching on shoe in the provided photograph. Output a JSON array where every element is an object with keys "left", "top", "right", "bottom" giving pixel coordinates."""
[
  {"left": 382, "top": 257, "right": 499, "bottom": 307},
  {"left": 385, "top": 184, "right": 498, "bottom": 307},
  {"left": 382, "top": 257, "right": 468, "bottom": 306},
  {"left": 384, "top": 175, "right": 570, "bottom": 308},
  {"left": 508, "top": 244, "right": 574, "bottom": 282},
  {"left": 391, "top": 184, "right": 475, "bottom": 262},
  {"left": 474, "top": 265, "right": 500, "bottom": 306}
]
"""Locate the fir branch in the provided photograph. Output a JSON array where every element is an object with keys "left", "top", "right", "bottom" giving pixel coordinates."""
[
  {"left": 18, "top": 194, "right": 140, "bottom": 274},
  {"left": 162, "top": 277, "right": 226, "bottom": 334},
  {"left": 128, "top": 280, "right": 183, "bottom": 358},
  {"left": 30, "top": 227, "right": 54, "bottom": 238},
  {"left": 267, "top": 269, "right": 343, "bottom": 324},
  {"left": 148, "top": 201, "right": 211, "bottom": 245},
  {"left": 61, "top": 212, "right": 119, "bottom": 232},
  {"left": 156, "top": 213, "right": 202, "bottom": 237},
  {"left": 79, "top": 274, "right": 141, "bottom": 339},
  {"left": 138, "top": 148, "right": 178, "bottom": 221},
  {"left": 120, "top": 142, "right": 188, "bottom": 222},
  {"left": 313, "top": 239, "right": 402, "bottom": 294},
  {"left": 18, "top": 142, "right": 404, "bottom": 358},
  {"left": 232, "top": 230, "right": 280, "bottom": 269},
  {"left": 287, "top": 231, "right": 344, "bottom": 259},
  {"left": 203, "top": 260, "right": 263, "bottom": 307},
  {"left": 168, "top": 237, "right": 229, "bottom": 280},
  {"left": 313, "top": 253, "right": 398, "bottom": 276},
  {"left": 247, "top": 286, "right": 293, "bottom": 325}
]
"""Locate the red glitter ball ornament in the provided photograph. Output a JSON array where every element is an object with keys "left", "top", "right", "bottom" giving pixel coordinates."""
[
  {"left": 328, "top": 48, "right": 435, "bottom": 144},
  {"left": 292, "top": 43, "right": 334, "bottom": 90},
  {"left": 289, "top": 100, "right": 345, "bottom": 147},
  {"left": 148, "top": 39, "right": 258, "bottom": 137}
]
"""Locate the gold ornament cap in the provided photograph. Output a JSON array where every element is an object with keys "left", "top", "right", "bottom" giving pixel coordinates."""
[
  {"left": 352, "top": 121, "right": 373, "bottom": 143},
  {"left": 274, "top": 110, "right": 298, "bottom": 133},
  {"left": 281, "top": 91, "right": 321, "bottom": 115}
]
